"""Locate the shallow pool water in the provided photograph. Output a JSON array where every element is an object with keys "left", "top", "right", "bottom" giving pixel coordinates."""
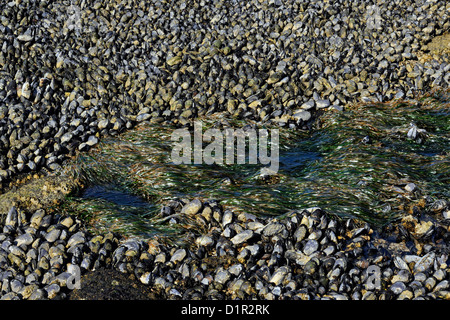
[{"left": 62, "top": 89, "right": 449, "bottom": 240}]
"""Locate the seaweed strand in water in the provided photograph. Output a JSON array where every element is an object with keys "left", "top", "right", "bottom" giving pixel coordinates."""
[{"left": 62, "top": 89, "right": 449, "bottom": 240}]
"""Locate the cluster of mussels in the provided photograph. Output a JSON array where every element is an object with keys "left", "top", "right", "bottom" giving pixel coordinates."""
[
  {"left": 0, "top": 196, "right": 448, "bottom": 300},
  {"left": 0, "top": 0, "right": 449, "bottom": 189}
]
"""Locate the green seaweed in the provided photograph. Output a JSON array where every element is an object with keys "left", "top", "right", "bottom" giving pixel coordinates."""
[{"left": 61, "top": 89, "right": 449, "bottom": 240}]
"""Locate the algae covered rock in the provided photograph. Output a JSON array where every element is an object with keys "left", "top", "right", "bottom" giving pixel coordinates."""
[{"left": 0, "top": 175, "right": 80, "bottom": 221}]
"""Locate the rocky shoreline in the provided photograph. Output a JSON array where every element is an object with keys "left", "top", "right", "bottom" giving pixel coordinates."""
[
  {"left": 0, "top": 194, "right": 448, "bottom": 300},
  {"left": 0, "top": 0, "right": 449, "bottom": 300},
  {"left": 0, "top": 0, "right": 449, "bottom": 189}
]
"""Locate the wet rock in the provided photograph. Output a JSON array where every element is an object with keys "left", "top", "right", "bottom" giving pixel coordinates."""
[
  {"left": 263, "top": 222, "right": 285, "bottom": 237},
  {"left": 86, "top": 136, "right": 99, "bottom": 146},
  {"left": 231, "top": 230, "right": 254, "bottom": 245},
  {"left": 214, "top": 268, "right": 231, "bottom": 285},
  {"left": 196, "top": 235, "right": 214, "bottom": 247},
  {"left": 303, "top": 239, "right": 319, "bottom": 255},
  {"left": 4, "top": 207, "right": 18, "bottom": 227},
  {"left": 390, "top": 281, "right": 407, "bottom": 295},
  {"left": 14, "top": 233, "right": 34, "bottom": 247},
  {"left": 170, "top": 249, "right": 187, "bottom": 264},
  {"left": 269, "top": 266, "right": 290, "bottom": 286},
  {"left": 414, "top": 252, "right": 435, "bottom": 273},
  {"left": 300, "top": 100, "right": 315, "bottom": 110},
  {"left": 405, "top": 183, "right": 417, "bottom": 193},
  {"left": 293, "top": 110, "right": 311, "bottom": 122},
  {"left": 316, "top": 99, "right": 331, "bottom": 109},
  {"left": 294, "top": 225, "right": 308, "bottom": 242},
  {"left": 181, "top": 200, "right": 203, "bottom": 216}
]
